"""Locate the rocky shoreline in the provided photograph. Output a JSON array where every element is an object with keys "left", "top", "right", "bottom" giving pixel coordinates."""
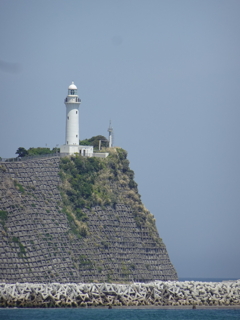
[{"left": 0, "top": 280, "right": 239, "bottom": 307}]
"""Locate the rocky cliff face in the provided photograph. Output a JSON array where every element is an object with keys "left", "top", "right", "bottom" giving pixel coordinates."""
[{"left": 0, "top": 150, "right": 177, "bottom": 283}]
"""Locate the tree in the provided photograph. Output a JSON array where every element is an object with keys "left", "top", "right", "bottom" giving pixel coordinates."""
[
  {"left": 80, "top": 135, "right": 108, "bottom": 149},
  {"left": 16, "top": 147, "right": 28, "bottom": 158}
]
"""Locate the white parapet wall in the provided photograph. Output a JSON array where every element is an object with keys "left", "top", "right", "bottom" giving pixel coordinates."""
[
  {"left": 93, "top": 152, "right": 109, "bottom": 158},
  {"left": 60, "top": 145, "right": 109, "bottom": 158},
  {"left": 60, "top": 144, "right": 80, "bottom": 155},
  {"left": 0, "top": 280, "right": 240, "bottom": 307}
]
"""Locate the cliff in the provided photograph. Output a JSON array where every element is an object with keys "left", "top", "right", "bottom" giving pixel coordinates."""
[{"left": 0, "top": 148, "right": 177, "bottom": 283}]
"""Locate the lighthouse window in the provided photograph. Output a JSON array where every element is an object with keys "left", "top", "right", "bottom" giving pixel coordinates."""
[
  {"left": 76, "top": 111, "right": 78, "bottom": 114},
  {"left": 76, "top": 135, "right": 78, "bottom": 137},
  {"left": 67, "top": 116, "right": 69, "bottom": 120},
  {"left": 70, "top": 89, "right": 75, "bottom": 95}
]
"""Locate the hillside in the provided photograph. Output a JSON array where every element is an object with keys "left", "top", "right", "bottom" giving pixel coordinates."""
[{"left": 0, "top": 148, "right": 177, "bottom": 283}]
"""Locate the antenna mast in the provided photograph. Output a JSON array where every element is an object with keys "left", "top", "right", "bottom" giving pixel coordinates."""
[{"left": 108, "top": 120, "right": 114, "bottom": 147}]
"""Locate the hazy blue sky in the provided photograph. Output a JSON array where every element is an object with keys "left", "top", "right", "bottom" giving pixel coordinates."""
[{"left": 1, "top": 0, "right": 240, "bottom": 279}]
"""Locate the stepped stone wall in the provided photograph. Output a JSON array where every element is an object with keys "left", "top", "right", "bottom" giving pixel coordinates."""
[{"left": 0, "top": 157, "right": 177, "bottom": 283}]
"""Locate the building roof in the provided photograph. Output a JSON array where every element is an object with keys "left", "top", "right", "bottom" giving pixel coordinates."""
[{"left": 68, "top": 81, "right": 77, "bottom": 90}]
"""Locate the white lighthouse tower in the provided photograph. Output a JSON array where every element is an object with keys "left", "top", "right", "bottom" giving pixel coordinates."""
[
  {"left": 60, "top": 82, "right": 82, "bottom": 155},
  {"left": 65, "top": 82, "right": 80, "bottom": 145},
  {"left": 60, "top": 82, "right": 109, "bottom": 157}
]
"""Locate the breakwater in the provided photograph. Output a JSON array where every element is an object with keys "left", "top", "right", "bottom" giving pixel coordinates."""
[{"left": 0, "top": 280, "right": 239, "bottom": 307}]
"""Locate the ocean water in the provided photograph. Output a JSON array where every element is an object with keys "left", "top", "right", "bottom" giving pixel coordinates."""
[
  {"left": 178, "top": 277, "right": 239, "bottom": 282},
  {"left": 1, "top": 308, "right": 240, "bottom": 320}
]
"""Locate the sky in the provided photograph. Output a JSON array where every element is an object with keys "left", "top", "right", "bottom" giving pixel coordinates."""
[{"left": 1, "top": 0, "right": 240, "bottom": 279}]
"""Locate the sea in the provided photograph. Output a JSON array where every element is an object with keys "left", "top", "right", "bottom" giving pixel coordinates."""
[{"left": 0, "top": 278, "right": 239, "bottom": 320}]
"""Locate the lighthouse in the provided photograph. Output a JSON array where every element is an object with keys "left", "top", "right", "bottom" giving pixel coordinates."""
[
  {"left": 60, "top": 82, "right": 109, "bottom": 157},
  {"left": 60, "top": 82, "right": 83, "bottom": 155},
  {"left": 60, "top": 82, "right": 95, "bottom": 156},
  {"left": 64, "top": 82, "right": 81, "bottom": 146}
]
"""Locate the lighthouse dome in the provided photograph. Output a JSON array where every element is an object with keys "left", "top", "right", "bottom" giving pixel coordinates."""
[{"left": 68, "top": 81, "right": 77, "bottom": 90}]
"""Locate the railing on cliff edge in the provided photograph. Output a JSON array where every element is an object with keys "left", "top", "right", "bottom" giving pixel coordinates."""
[
  {"left": 0, "top": 151, "right": 108, "bottom": 162},
  {"left": 0, "top": 153, "right": 61, "bottom": 162}
]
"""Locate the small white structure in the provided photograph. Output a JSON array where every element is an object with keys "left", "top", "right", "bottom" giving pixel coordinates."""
[
  {"left": 60, "top": 82, "right": 108, "bottom": 158},
  {"left": 108, "top": 120, "right": 113, "bottom": 148}
]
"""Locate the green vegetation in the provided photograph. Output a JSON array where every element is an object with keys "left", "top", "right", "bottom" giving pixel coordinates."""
[
  {"left": 129, "top": 263, "right": 136, "bottom": 270},
  {"left": 15, "top": 147, "right": 28, "bottom": 157},
  {"left": 16, "top": 147, "right": 60, "bottom": 158},
  {"left": 121, "top": 263, "right": 130, "bottom": 276},
  {"left": 80, "top": 135, "right": 108, "bottom": 150},
  {"left": 12, "top": 236, "right": 26, "bottom": 257},
  {"left": 62, "top": 207, "right": 87, "bottom": 238},
  {"left": 13, "top": 180, "right": 25, "bottom": 193},
  {"left": 79, "top": 255, "right": 94, "bottom": 269},
  {"left": 0, "top": 210, "right": 8, "bottom": 230},
  {"left": 59, "top": 156, "right": 104, "bottom": 237},
  {"left": 59, "top": 144, "right": 160, "bottom": 242},
  {"left": 0, "top": 165, "right": 6, "bottom": 172},
  {"left": 60, "top": 155, "right": 104, "bottom": 209},
  {"left": 101, "top": 240, "right": 109, "bottom": 249}
]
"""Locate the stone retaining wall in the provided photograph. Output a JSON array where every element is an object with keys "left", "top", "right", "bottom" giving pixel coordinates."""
[
  {"left": 0, "top": 157, "right": 177, "bottom": 283},
  {"left": 0, "top": 281, "right": 239, "bottom": 307}
]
